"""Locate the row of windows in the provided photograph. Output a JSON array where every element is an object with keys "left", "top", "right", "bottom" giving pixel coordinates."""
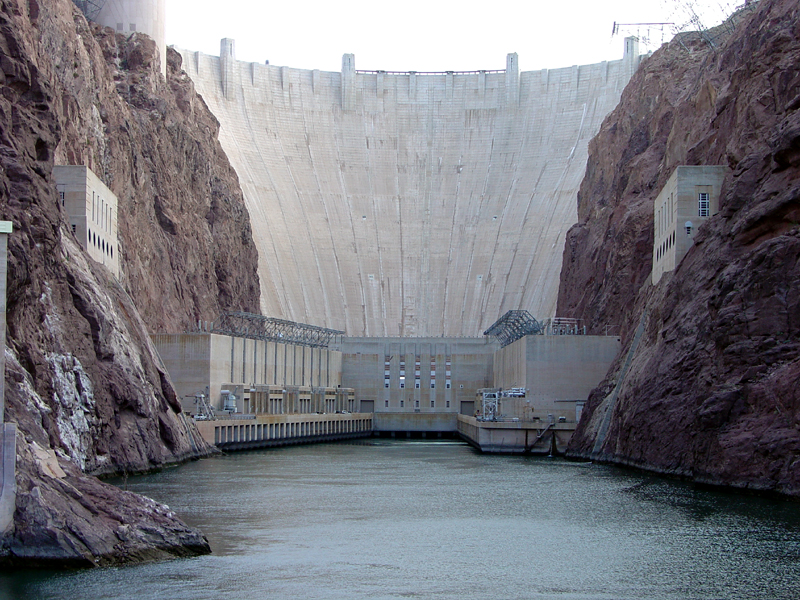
[
  {"left": 88, "top": 228, "right": 114, "bottom": 259},
  {"left": 74, "top": 223, "right": 114, "bottom": 259},
  {"left": 92, "top": 192, "right": 112, "bottom": 233},
  {"left": 384, "top": 399, "right": 452, "bottom": 408},
  {"left": 656, "top": 192, "right": 675, "bottom": 238},
  {"left": 387, "top": 378, "right": 453, "bottom": 389},
  {"left": 384, "top": 355, "right": 453, "bottom": 389},
  {"left": 656, "top": 230, "right": 675, "bottom": 261}
]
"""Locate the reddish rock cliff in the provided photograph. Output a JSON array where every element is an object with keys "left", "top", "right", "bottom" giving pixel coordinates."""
[
  {"left": 558, "top": 0, "right": 800, "bottom": 496},
  {"left": 0, "top": 0, "right": 259, "bottom": 564}
]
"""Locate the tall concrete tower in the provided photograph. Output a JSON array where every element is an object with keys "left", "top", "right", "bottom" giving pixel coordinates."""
[{"left": 84, "top": 0, "right": 167, "bottom": 76}]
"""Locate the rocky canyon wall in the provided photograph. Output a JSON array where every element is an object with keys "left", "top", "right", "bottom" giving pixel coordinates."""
[
  {"left": 558, "top": 0, "right": 800, "bottom": 496},
  {"left": 0, "top": 0, "right": 259, "bottom": 564}
]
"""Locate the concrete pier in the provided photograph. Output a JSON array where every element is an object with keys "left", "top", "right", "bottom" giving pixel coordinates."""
[
  {"left": 194, "top": 412, "right": 373, "bottom": 451},
  {"left": 456, "top": 414, "right": 573, "bottom": 454},
  {"left": 0, "top": 222, "right": 16, "bottom": 535}
]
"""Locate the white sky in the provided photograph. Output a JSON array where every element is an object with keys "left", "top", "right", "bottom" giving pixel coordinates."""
[{"left": 166, "top": 1, "right": 737, "bottom": 73}]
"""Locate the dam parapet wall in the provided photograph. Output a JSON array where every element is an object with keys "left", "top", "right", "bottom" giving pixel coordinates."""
[{"left": 179, "top": 43, "right": 640, "bottom": 110}]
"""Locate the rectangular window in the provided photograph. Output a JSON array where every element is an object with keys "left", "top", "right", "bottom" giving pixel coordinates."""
[
  {"left": 399, "top": 359, "right": 405, "bottom": 389},
  {"left": 415, "top": 381, "right": 420, "bottom": 389},
  {"left": 71, "top": 223, "right": 76, "bottom": 235},
  {"left": 446, "top": 381, "right": 451, "bottom": 389},
  {"left": 430, "top": 400, "right": 435, "bottom": 408},
  {"left": 384, "top": 400, "right": 388, "bottom": 407},
  {"left": 698, "top": 193, "right": 710, "bottom": 217},
  {"left": 400, "top": 400, "right": 404, "bottom": 408},
  {"left": 446, "top": 400, "right": 450, "bottom": 408}
]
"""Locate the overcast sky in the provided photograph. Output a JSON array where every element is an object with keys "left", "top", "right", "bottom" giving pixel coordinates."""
[{"left": 166, "top": 0, "right": 739, "bottom": 73}]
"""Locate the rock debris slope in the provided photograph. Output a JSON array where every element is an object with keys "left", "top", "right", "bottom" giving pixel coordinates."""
[
  {"left": 0, "top": 0, "right": 259, "bottom": 564},
  {"left": 558, "top": 0, "right": 800, "bottom": 496}
]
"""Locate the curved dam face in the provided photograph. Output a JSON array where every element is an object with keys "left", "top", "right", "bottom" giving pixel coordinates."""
[{"left": 177, "top": 42, "right": 639, "bottom": 336}]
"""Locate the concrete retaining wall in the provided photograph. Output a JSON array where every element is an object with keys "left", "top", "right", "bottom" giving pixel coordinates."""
[{"left": 194, "top": 412, "right": 373, "bottom": 450}]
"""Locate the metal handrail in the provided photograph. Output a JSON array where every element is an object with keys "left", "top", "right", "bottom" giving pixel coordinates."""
[{"left": 356, "top": 69, "right": 505, "bottom": 75}]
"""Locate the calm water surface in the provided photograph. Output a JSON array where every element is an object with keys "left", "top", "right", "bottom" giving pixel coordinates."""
[{"left": 3, "top": 439, "right": 800, "bottom": 599}]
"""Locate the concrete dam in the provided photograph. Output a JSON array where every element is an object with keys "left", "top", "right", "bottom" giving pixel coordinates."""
[{"left": 177, "top": 39, "right": 642, "bottom": 337}]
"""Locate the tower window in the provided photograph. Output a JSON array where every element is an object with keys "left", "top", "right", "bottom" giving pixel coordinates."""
[{"left": 698, "top": 193, "right": 710, "bottom": 217}]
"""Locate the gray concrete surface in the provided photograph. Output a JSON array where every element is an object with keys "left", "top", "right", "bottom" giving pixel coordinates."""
[{"left": 176, "top": 39, "right": 642, "bottom": 336}]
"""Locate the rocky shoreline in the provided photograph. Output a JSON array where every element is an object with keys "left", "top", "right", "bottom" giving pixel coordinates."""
[{"left": 0, "top": 0, "right": 258, "bottom": 565}]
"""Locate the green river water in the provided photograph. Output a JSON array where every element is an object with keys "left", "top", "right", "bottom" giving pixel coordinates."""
[{"left": 1, "top": 439, "right": 799, "bottom": 599}]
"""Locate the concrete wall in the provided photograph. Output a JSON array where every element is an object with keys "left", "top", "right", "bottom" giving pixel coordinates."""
[
  {"left": 652, "top": 166, "right": 728, "bottom": 284},
  {"left": 457, "top": 414, "right": 574, "bottom": 454},
  {"left": 0, "top": 224, "right": 8, "bottom": 422},
  {"left": 152, "top": 332, "right": 345, "bottom": 412},
  {"left": 195, "top": 412, "right": 373, "bottom": 449},
  {"left": 0, "top": 224, "right": 15, "bottom": 535},
  {"left": 493, "top": 335, "right": 620, "bottom": 420},
  {"left": 176, "top": 41, "right": 641, "bottom": 337},
  {"left": 373, "top": 412, "right": 457, "bottom": 432},
  {"left": 53, "top": 165, "right": 120, "bottom": 278},
  {"left": 337, "top": 337, "right": 496, "bottom": 417}
]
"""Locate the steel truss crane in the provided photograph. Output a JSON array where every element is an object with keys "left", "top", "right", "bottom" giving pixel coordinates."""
[
  {"left": 211, "top": 311, "right": 344, "bottom": 349},
  {"left": 73, "top": 0, "right": 107, "bottom": 21},
  {"left": 483, "top": 310, "right": 544, "bottom": 348}
]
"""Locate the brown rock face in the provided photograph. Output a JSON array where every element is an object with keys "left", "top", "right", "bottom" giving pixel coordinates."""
[
  {"left": 558, "top": 0, "right": 800, "bottom": 496},
  {"left": 0, "top": 0, "right": 259, "bottom": 563}
]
